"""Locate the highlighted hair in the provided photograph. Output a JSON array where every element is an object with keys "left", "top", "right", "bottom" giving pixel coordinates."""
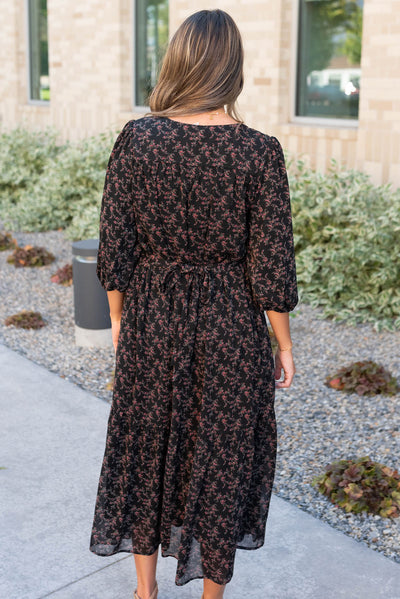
[{"left": 149, "top": 9, "right": 244, "bottom": 121}]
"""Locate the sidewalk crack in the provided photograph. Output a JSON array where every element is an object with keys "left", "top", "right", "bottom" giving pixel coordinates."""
[{"left": 38, "top": 555, "right": 132, "bottom": 598}]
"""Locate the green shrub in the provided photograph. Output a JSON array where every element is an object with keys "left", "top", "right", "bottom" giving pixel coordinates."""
[
  {"left": 65, "top": 196, "right": 100, "bottom": 240},
  {"left": 326, "top": 360, "right": 399, "bottom": 396},
  {"left": 312, "top": 456, "right": 400, "bottom": 518},
  {"left": 0, "top": 127, "right": 115, "bottom": 239},
  {"left": 0, "top": 127, "right": 61, "bottom": 207},
  {"left": 286, "top": 156, "right": 400, "bottom": 331}
]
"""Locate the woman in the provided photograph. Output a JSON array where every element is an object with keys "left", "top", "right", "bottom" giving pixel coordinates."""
[{"left": 89, "top": 9, "right": 298, "bottom": 599}]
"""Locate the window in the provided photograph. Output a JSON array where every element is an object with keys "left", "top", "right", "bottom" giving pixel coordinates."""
[
  {"left": 296, "top": 0, "right": 363, "bottom": 120},
  {"left": 135, "top": 0, "right": 169, "bottom": 107},
  {"left": 28, "top": 0, "right": 49, "bottom": 101}
]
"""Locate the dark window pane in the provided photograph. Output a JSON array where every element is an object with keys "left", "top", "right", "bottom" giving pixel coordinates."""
[
  {"left": 296, "top": 0, "right": 363, "bottom": 120},
  {"left": 28, "top": 0, "right": 49, "bottom": 101},
  {"left": 135, "top": 0, "right": 169, "bottom": 107}
]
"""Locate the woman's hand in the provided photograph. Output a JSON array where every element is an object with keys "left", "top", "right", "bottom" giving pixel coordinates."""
[
  {"left": 111, "top": 319, "right": 121, "bottom": 353},
  {"left": 274, "top": 348, "right": 296, "bottom": 388}
]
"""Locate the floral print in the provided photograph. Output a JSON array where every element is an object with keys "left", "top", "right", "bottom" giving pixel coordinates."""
[{"left": 89, "top": 116, "right": 298, "bottom": 586}]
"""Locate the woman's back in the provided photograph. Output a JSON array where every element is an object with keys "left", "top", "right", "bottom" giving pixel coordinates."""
[
  {"left": 130, "top": 117, "right": 266, "bottom": 263},
  {"left": 97, "top": 115, "right": 297, "bottom": 315}
]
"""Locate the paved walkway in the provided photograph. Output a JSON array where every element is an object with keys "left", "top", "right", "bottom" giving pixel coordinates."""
[{"left": 1, "top": 342, "right": 400, "bottom": 599}]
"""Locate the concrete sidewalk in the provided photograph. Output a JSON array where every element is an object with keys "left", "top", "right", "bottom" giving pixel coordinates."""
[{"left": 1, "top": 342, "right": 399, "bottom": 599}]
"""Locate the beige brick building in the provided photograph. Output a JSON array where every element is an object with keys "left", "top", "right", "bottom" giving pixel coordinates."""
[{"left": 1, "top": 0, "right": 399, "bottom": 186}]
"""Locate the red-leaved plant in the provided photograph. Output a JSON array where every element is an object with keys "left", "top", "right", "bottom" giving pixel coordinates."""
[
  {"left": 312, "top": 456, "right": 400, "bottom": 518},
  {"left": 0, "top": 231, "right": 17, "bottom": 251},
  {"left": 7, "top": 245, "right": 55, "bottom": 267},
  {"left": 326, "top": 360, "right": 399, "bottom": 396},
  {"left": 51, "top": 263, "right": 73, "bottom": 286},
  {"left": 5, "top": 310, "right": 46, "bottom": 329}
]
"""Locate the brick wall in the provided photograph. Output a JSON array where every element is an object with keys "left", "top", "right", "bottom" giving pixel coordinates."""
[
  {"left": 0, "top": 0, "right": 139, "bottom": 140},
  {"left": 0, "top": 0, "right": 399, "bottom": 187},
  {"left": 355, "top": 0, "right": 400, "bottom": 184}
]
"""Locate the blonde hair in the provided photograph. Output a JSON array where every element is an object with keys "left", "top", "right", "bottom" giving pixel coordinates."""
[{"left": 148, "top": 9, "right": 244, "bottom": 122}]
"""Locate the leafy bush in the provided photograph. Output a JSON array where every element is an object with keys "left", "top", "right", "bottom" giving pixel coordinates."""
[
  {"left": 51, "top": 263, "right": 73, "bottom": 286},
  {"left": 5, "top": 310, "right": 46, "bottom": 329},
  {"left": 0, "top": 127, "right": 115, "bottom": 239},
  {"left": 326, "top": 360, "right": 399, "bottom": 396},
  {"left": 64, "top": 197, "right": 101, "bottom": 240},
  {"left": 7, "top": 245, "right": 55, "bottom": 267},
  {"left": 286, "top": 156, "right": 400, "bottom": 331},
  {"left": 0, "top": 127, "right": 61, "bottom": 207},
  {"left": 312, "top": 456, "right": 400, "bottom": 518}
]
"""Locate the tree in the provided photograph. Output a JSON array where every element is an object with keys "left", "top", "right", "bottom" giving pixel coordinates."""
[{"left": 304, "top": 0, "right": 363, "bottom": 72}]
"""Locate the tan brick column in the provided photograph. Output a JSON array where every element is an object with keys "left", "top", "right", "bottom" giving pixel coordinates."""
[{"left": 356, "top": 0, "right": 400, "bottom": 185}]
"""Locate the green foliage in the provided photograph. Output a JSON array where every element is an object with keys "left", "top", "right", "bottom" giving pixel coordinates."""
[
  {"left": 286, "top": 156, "right": 400, "bottom": 331},
  {"left": 305, "top": 0, "right": 362, "bottom": 72},
  {"left": 326, "top": 360, "right": 399, "bottom": 396},
  {"left": 64, "top": 198, "right": 100, "bottom": 241},
  {"left": 339, "top": 3, "right": 363, "bottom": 65},
  {"left": 312, "top": 456, "right": 400, "bottom": 518},
  {"left": 7, "top": 244, "right": 55, "bottom": 267},
  {"left": 5, "top": 310, "right": 46, "bottom": 329},
  {"left": 0, "top": 127, "right": 61, "bottom": 206},
  {"left": 0, "top": 231, "right": 17, "bottom": 251},
  {"left": 0, "top": 126, "right": 115, "bottom": 240},
  {"left": 50, "top": 263, "right": 73, "bottom": 286}
]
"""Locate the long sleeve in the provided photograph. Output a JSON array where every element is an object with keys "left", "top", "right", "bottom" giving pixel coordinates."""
[
  {"left": 96, "top": 121, "right": 141, "bottom": 292},
  {"left": 245, "top": 135, "right": 298, "bottom": 313}
]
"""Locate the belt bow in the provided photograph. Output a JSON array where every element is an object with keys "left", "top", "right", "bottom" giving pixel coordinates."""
[{"left": 140, "top": 254, "right": 246, "bottom": 299}]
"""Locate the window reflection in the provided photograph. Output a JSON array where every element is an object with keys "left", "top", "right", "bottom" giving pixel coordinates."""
[
  {"left": 135, "top": 0, "right": 169, "bottom": 107},
  {"left": 28, "top": 0, "right": 49, "bottom": 101},
  {"left": 296, "top": 0, "right": 363, "bottom": 120}
]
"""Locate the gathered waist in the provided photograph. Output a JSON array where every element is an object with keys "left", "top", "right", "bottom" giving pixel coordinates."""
[
  {"left": 138, "top": 253, "right": 246, "bottom": 272},
  {"left": 137, "top": 253, "right": 247, "bottom": 297}
]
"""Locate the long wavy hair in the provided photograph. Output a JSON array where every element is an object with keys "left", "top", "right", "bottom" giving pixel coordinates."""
[{"left": 148, "top": 9, "right": 244, "bottom": 122}]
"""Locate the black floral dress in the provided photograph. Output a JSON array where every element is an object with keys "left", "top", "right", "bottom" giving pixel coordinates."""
[{"left": 89, "top": 116, "right": 298, "bottom": 586}]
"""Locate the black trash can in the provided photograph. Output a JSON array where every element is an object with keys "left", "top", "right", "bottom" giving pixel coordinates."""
[{"left": 72, "top": 239, "right": 111, "bottom": 347}]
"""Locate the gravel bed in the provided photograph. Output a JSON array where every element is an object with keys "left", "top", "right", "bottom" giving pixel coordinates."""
[
  {"left": 0, "top": 227, "right": 115, "bottom": 400},
  {"left": 1, "top": 227, "right": 399, "bottom": 565}
]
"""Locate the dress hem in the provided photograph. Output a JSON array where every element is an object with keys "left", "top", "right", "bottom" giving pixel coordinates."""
[{"left": 89, "top": 538, "right": 266, "bottom": 586}]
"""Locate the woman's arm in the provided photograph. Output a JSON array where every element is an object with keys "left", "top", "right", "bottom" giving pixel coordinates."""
[
  {"left": 266, "top": 310, "right": 295, "bottom": 389},
  {"left": 107, "top": 289, "right": 125, "bottom": 322},
  {"left": 265, "top": 310, "right": 292, "bottom": 350},
  {"left": 107, "top": 290, "right": 125, "bottom": 352}
]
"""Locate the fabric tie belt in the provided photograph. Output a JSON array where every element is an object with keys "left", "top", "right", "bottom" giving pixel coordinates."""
[{"left": 139, "top": 254, "right": 247, "bottom": 298}]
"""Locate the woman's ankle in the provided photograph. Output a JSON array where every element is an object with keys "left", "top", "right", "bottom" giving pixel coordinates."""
[
  {"left": 133, "top": 547, "right": 159, "bottom": 598},
  {"left": 135, "top": 579, "right": 157, "bottom": 599}
]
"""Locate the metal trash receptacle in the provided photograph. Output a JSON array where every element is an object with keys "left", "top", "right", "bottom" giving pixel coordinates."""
[{"left": 72, "top": 239, "right": 112, "bottom": 347}]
